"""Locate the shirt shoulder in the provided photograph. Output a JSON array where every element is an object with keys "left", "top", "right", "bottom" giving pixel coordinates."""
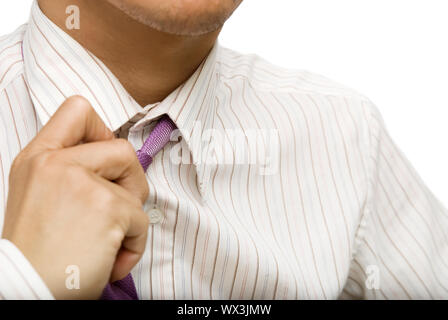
[
  {"left": 216, "top": 46, "right": 378, "bottom": 137},
  {"left": 216, "top": 46, "right": 381, "bottom": 182},
  {"left": 216, "top": 46, "right": 370, "bottom": 101},
  {"left": 0, "top": 25, "right": 27, "bottom": 93},
  {"left": 0, "top": 25, "right": 29, "bottom": 161}
]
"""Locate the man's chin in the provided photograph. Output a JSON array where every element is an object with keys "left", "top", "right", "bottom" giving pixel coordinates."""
[
  {"left": 127, "top": 14, "right": 225, "bottom": 37},
  {"left": 107, "top": 0, "right": 241, "bottom": 36}
]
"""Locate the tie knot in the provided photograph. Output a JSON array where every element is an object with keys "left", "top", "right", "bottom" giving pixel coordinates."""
[{"left": 136, "top": 115, "right": 177, "bottom": 172}]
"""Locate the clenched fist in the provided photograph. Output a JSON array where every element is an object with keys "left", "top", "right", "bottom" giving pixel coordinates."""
[{"left": 2, "top": 96, "right": 149, "bottom": 299}]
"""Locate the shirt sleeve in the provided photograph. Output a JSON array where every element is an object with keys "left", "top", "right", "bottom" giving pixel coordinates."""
[
  {"left": 0, "top": 239, "right": 54, "bottom": 300},
  {"left": 340, "top": 100, "right": 448, "bottom": 299}
]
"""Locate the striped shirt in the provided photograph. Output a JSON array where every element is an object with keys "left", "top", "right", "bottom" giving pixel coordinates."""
[{"left": 0, "top": 1, "right": 447, "bottom": 300}]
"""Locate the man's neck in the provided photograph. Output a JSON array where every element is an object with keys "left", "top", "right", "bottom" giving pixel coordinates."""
[{"left": 38, "top": 0, "right": 219, "bottom": 107}]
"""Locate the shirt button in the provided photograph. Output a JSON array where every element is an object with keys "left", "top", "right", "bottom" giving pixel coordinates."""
[{"left": 147, "top": 207, "right": 164, "bottom": 224}]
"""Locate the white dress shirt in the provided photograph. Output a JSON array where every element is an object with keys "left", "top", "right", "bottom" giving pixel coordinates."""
[{"left": 0, "top": 1, "right": 447, "bottom": 299}]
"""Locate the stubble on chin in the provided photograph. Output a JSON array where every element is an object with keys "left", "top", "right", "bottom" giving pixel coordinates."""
[{"left": 107, "top": 0, "right": 242, "bottom": 36}]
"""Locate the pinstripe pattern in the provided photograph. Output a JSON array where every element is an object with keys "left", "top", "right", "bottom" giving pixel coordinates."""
[{"left": 0, "top": 1, "right": 447, "bottom": 299}]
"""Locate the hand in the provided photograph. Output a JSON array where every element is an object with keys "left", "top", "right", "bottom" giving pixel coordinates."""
[{"left": 2, "top": 96, "right": 149, "bottom": 299}]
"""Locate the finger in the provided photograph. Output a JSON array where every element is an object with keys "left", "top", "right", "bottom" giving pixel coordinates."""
[
  {"left": 114, "top": 207, "right": 150, "bottom": 281},
  {"left": 103, "top": 186, "right": 149, "bottom": 281},
  {"left": 58, "top": 139, "right": 149, "bottom": 204},
  {"left": 91, "top": 178, "right": 149, "bottom": 281},
  {"left": 110, "top": 232, "right": 148, "bottom": 282},
  {"left": 32, "top": 95, "right": 113, "bottom": 151}
]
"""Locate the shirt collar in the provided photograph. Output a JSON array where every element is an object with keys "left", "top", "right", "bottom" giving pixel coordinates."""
[{"left": 22, "top": 1, "right": 221, "bottom": 194}]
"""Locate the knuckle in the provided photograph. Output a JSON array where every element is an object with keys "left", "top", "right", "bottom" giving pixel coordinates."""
[
  {"left": 142, "top": 183, "right": 149, "bottom": 202},
  {"left": 108, "top": 226, "right": 125, "bottom": 249},
  {"left": 66, "top": 95, "right": 92, "bottom": 119},
  {"left": 93, "top": 189, "right": 123, "bottom": 225},
  {"left": 108, "top": 210, "right": 130, "bottom": 240},
  {"left": 114, "top": 139, "right": 136, "bottom": 161},
  {"left": 115, "top": 138, "right": 134, "bottom": 153},
  {"left": 10, "top": 149, "right": 70, "bottom": 182},
  {"left": 129, "top": 193, "right": 144, "bottom": 209},
  {"left": 95, "top": 187, "right": 117, "bottom": 208},
  {"left": 10, "top": 147, "right": 37, "bottom": 173},
  {"left": 10, "top": 152, "right": 26, "bottom": 173},
  {"left": 63, "top": 165, "right": 89, "bottom": 185},
  {"left": 28, "top": 152, "right": 54, "bottom": 172},
  {"left": 66, "top": 95, "right": 90, "bottom": 110}
]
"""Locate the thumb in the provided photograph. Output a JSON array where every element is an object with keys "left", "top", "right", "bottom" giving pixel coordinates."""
[{"left": 32, "top": 95, "right": 113, "bottom": 151}]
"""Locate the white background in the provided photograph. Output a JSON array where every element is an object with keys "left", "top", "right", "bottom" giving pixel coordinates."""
[{"left": 1, "top": 0, "right": 447, "bottom": 204}]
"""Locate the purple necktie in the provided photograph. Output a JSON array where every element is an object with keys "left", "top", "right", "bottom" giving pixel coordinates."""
[{"left": 100, "top": 115, "right": 177, "bottom": 300}]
